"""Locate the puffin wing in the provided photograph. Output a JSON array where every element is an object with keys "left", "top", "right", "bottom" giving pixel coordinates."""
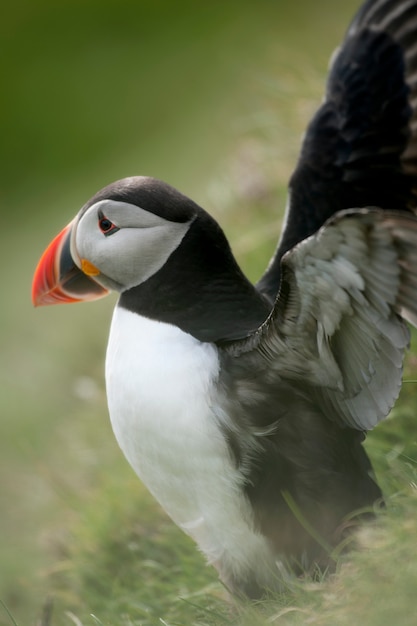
[
  {"left": 226, "top": 208, "right": 417, "bottom": 431},
  {"left": 257, "top": 0, "right": 417, "bottom": 301}
]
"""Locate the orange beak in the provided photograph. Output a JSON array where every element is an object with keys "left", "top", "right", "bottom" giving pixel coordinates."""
[{"left": 32, "top": 220, "right": 109, "bottom": 306}]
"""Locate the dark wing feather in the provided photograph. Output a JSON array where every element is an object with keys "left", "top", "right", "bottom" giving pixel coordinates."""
[
  {"left": 257, "top": 0, "right": 417, "bottom": 302},
  {"left": 226, "top": 208, "right": 417, "bottom": 431}
]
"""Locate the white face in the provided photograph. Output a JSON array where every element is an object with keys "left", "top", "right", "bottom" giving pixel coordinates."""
[{"left": 71, "top": 199, "right": 193, "bottom": 292}]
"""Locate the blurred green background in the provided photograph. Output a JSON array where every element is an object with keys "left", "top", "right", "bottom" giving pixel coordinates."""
[{"left": 5, "top": 1, "right": 417, "bottom": 624}]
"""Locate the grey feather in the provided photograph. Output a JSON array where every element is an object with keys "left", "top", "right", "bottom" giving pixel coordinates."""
[{"left": 226, "top": 209, "right": 417, "bottom": 431}]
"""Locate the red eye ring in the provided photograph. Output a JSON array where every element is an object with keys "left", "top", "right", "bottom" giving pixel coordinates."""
[{"left": 98, "top": 215, "right": 119, "bottom": 236}]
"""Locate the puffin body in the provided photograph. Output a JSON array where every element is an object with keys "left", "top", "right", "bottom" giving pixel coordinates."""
[{"left": 33, "top": 0, "right": 417, "bottom": 598}]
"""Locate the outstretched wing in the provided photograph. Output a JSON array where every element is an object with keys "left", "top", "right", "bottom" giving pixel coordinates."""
[
  {"left": 257, "top": 0, "right": 417, "bottom": 302},
  {"left": 226, "top": 208, "right": 417, "bottom": 431}
]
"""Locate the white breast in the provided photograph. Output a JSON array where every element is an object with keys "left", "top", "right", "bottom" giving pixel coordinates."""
[{"left": 105, "top": 306, "right": 278, "bottom": 590}]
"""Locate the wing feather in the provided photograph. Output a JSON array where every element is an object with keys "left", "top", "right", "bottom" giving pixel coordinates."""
[
  {"left": 227, "top": 208, "right": 417, "bottom": 431},
  {"left": 257, "top": 0, "right": 417, "bottom": 302}
]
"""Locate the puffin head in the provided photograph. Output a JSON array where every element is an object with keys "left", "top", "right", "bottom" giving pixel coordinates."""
[{"left": 32, "top": 176, "right": 197, "bottom": 306}]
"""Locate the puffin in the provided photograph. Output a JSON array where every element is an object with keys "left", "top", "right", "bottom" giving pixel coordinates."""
[{"left": 33, "top": 0, "right": 417, "bottom": 599}]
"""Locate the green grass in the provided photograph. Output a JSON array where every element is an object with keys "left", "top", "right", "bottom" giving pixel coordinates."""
[
  {"left": 2, "top": 0, "right": 417, "bottom": 624},
  {"left": 16, "top": 453, "right": 417, "bottom": 626},
  {"left": 38, "top": 438, "right": 417, "bottom": 626}
]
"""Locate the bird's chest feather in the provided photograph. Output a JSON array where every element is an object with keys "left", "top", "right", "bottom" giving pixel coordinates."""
[
  {"left": 105, "top": 306, "right": 276, "bottom": 580},
  {"left": 106, "top": 305, "right": 222, "bottom": 498},
  {"left": 106, "top": 311, "right": 233, "bottom": 512}
]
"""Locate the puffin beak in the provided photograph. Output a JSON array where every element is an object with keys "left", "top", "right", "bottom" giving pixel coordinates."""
[{"left": 32, "top": 219, "right": 109, "bottom": 306}]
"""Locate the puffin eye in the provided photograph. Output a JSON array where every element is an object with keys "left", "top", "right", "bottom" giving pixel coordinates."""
[{"left": 98, "top": 214, "right": 119, "bottom": 237}]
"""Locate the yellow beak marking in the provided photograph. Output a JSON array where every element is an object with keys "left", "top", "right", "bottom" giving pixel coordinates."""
[{"left": 81, "top": 258, "right": 100, "bottom": 276}]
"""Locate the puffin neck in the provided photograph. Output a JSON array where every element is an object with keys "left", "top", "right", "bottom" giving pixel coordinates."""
[{"left": 118, "top": 214, "right": 271, "bottom": 343}]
